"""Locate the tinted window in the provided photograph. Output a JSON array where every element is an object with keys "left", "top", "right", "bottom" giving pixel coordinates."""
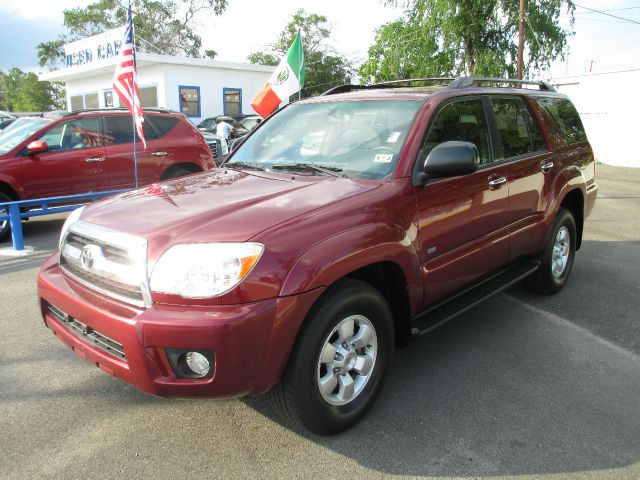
[
  {"left": 424, "top": 99, "right": 492, "bottom": 165},
  {"left": 536, "top": 97, "right": 587, "bottom": 144},
  {"left": 491, "top": 98, "right": 546, "bottom": 159},
  {"left": 104, "top": 115, "right": 176, "bottom": 144},
  {"left": 38, "top": 118, "right": 104, "bottom": 152}
]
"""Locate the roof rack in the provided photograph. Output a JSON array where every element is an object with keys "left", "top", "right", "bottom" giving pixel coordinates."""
[
  {"left": 447, "top": 77, "right": 556, "bottom": 92},
  {"left": 64, "top": 107, "right": 174, "bottom": 116},
  {"left": 321, "top": 77, "right": 455, "bottom": 96}
]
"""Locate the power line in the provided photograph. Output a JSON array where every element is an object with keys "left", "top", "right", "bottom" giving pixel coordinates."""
[{"left": 573, "top": 3, "right": 640, "bottom": 25}]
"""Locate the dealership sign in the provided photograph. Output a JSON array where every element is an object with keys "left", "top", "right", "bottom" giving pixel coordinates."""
[{"left": 64, "top": 27, "right": 126, "bottom": 68}]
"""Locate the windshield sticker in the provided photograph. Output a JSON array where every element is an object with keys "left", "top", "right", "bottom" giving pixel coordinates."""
[
  {"left": 374, "top": 153, "right": 394, "bottom": 163},
  {"left": 386, "top": 131, "right": 401, "bottom": 143}
]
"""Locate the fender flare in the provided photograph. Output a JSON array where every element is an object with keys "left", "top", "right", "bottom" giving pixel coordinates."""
[{"left": 279, "top": 222, "right": 422, "bottom": 312}]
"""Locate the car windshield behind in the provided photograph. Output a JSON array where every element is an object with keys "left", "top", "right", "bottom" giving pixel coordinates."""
[
  {"left": 0, "top": 118, "right": 52, "bottom": 154},
  {"left": 227, "top": 100, "right": 422, "bottom": 180}
]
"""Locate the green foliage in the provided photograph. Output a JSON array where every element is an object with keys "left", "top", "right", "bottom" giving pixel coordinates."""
[
  {"left": 0, "top": 68, "right": 66, "bottom": 112},
  {"left": 247, "top": 9, "right": 353, "bottom": 98},
  {"left": 360, "top": 0, "right": 575, "bottom": 83},
  {"left": 37, "top": 0, "right": 228, "bottom": 68}
]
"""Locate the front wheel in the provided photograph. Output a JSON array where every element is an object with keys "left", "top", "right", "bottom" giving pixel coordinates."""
[
  {"left": 526, "top": 208, "right": 577, "bottom": 294},
  {"left": 0, "top": 192, "right": 11, "bottom": 242},
  {"left": 269, "top": 278, "right": 394, "bottom": 435}
]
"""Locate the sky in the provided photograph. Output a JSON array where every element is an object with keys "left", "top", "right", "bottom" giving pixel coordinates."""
[{"left": 0, "top": 0, "right": 638, "bottom": 76}]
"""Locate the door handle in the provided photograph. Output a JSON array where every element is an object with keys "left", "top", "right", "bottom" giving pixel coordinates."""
[
  {"left": 151, "top": 151, "right": 168, "bottom": 157},
  {"left": 541, "top": 161, "right": 554, "bottom": 173},
  {"left": 85, "top": 157, "right": 105, "bottom": 163},
  {"left": 488, "top": 176, "right": 507, "bottom": 189}
]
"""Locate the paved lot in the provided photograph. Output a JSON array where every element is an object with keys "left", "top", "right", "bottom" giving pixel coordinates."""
[{"left": 1, "top": 164, "right": 639, "bottom": 479}]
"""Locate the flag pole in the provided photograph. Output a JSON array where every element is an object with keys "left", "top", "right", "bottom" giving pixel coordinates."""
[
  {"left": 297, "top": 30, "right": 302, "bottom": 101},
  {"left": 129, "top": 0, "right": 139, "bottom": 188}
]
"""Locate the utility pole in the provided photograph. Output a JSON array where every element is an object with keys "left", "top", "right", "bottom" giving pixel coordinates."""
[{"left": 517, "top": 0, "right": 525, "bottom": 80}]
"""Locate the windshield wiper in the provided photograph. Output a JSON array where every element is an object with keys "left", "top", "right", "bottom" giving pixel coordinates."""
[
  {"left": 271, "top": 163, "right": 344, "bottom": 177},
  {"left": 224, "top": 161, "right": 266, "bottom": 171}
]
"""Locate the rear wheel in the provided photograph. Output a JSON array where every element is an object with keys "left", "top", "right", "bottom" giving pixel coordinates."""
[
  {"left": 269, "top": 278, "right": 394, "bottom": 435},
  {"left": 0, "top": 192, "right": 11, "bottom": 242},
  {"left": 526, "top": 208, "right": 576, "bottom": 294}
]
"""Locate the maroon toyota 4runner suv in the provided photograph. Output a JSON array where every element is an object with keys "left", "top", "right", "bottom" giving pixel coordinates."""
[
  {"left": 0, "top": 108, "right": 214, "bottom": 240},
  {"left": 37, "top": 78, "right": 597, "bottom": 435}
]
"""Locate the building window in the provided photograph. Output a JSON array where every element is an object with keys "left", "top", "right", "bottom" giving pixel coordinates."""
[
  {"left": 104, "top": 90, "right": 114, "bottom": 108},
  {"left": 70, "top": 95, "right": 84, "bottom": 111},
  {"left": 140, "top": 86, "right": 158, "bottom": 108},
  {"left": 223, "top": 88, "right": 242, "bottom": 116},
  {"left": 70, "top": 92, "right": 99, "bottom": 111},
  {"left": 179, "top": 85, "right": 200, "bottom": 117}
]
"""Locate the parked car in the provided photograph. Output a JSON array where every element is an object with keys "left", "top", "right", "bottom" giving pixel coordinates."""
[
  {"left": 0, "top": 118, "right": 17, "bottom": 132},
  {"left": 200, "top": 131, "right": 228, "bottom": 163},
  {"left": 38, "top": 77, "right": 597, "bottom": 435},
  {"left": 197, "top": 115, "right": 249, "bottom": 146},
  {"left": 240, "top": 115, "right": 262, "bottom": 131},
  {"left": 0, "top": 110, "right": 14, "bottom": 120},
  {"left": 0, "top": 108, "right": 214, "bottom": 240}
]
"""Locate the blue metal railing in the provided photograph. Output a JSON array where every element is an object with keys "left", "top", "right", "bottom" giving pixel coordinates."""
[{"left": 0, "top": 190, "right": 126, "bottom": 251}]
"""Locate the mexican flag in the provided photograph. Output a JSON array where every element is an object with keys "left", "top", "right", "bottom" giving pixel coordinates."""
[{"left": 251, "top": 33, "right": 305, "bottom": 118}]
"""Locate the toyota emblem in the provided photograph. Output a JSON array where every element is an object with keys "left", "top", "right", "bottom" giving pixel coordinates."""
[{"left": 80, "top": 245, "right": 99, "bottom": 270}]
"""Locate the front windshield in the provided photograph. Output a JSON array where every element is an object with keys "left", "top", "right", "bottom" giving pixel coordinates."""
[
  {"left": 227, "top": 100, "right": 422, "bottom": 180},
  {"left": 0, "top": 118, "right": 52, "bottom": 154}
]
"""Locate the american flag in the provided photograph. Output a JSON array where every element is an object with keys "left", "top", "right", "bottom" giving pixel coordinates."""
[{"left": 112, "top": 3, "right": 146, "bottom": 149}]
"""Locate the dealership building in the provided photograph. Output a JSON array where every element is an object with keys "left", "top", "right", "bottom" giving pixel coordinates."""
[{"left": 39, "top": 29, "right": 275, "bottom": 122}]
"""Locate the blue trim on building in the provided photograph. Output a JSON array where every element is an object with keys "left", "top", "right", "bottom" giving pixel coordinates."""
[
  {"left": 222, "top": 87, "right": 242, "bottom": 115},
  {"left": 179, "top": 85, "right": 201, "bottom": 117}
]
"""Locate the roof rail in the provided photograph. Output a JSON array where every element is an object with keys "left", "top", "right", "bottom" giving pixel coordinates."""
[
  {"left": 321, "top": 77, "right": 455, "bottom": 96},
  {"left": 64, "top": 107, "right": 174, "bottom": 116},
  {"left": 447, "top": 77, "right": 556, "bottom": 92}
]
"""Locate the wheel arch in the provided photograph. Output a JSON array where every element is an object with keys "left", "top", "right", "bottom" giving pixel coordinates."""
[
  {"left": 160, "top": 162, "right": 203, "bottom": 180},
  {"left": 558, "top": 188, "right": 585, "bottom": 250},
  {"left": 0, "top": 180, "right": 20, "bottom": 202}
]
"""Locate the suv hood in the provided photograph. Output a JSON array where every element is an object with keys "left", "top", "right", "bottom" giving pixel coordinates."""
[{"left": 80, "top": 169, "right": 379, "bottom": 256}]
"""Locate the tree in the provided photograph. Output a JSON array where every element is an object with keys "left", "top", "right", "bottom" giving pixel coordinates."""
[
  {"left": 0, "top": 68, "right": 65, "bottom": 112},
  {"left": 359, "top": 0, "right": 575, "bottom": 83},
  {"left": 37, "top": 0, "right": 228, "bottom": 69},
  {"left": 247, "top": 9, "right": 353, "bottom": 98}
]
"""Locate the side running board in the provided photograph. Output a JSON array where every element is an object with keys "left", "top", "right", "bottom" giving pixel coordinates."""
[{"left": 411, "top": 260, "right": 540, "bottom": 337}]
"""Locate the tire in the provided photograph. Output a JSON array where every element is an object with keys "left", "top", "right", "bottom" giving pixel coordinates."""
[
  {"left": 0, "top": 192, "right": 11, "bottom": 242},
  {"left": 526, "top": 207, "right": 577, "bottom": 295},
  {"left": 269, "top": 278, "right": 394, "bottom": 435},
  {"left": 161, "top": 167, "right": 197, "bottom": 180}
]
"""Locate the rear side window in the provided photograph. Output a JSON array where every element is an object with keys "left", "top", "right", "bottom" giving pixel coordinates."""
[
  {"left": 536, "top": 97, "right": 587, "bottom": 145},
  {"left": 146, "top": 116, "right": 179, "bottom": 138},
  {"left": 103, "top": 115, "right": 178, "bottom": 144},
  {"left": 38, "top": 118, "right": 104, "bottom": 151},
  {"left": 490, "top": 97, "right": 546, "bottom": 159},
  {"left": 423, "top": 99, "right": 492, "bottom": 165}
]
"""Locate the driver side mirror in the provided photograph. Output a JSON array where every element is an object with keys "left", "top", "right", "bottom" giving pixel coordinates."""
[
  {"left": 27, "top": 140, "right": 49, "bottom": 155},
  {"left": 424, "top": 141, "right": 479, "bottom": 177}
]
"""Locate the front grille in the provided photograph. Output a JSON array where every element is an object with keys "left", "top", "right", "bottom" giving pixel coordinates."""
[
  {"left": 207, "top": 140, "right": 219, "bottom": 157},
  {"left": 47, "top": 303, "right": 126, "bottom": 361},
  {"left": 60, "top": 221, "right": 150, "bottom": 308}
]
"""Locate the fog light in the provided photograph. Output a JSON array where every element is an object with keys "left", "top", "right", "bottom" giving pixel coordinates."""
[
  {"left": 165, "top": 348, "right": 215, "bottom": 379},
  {"left": 185, "top": 351, "right": 210, "bottom": 377}
]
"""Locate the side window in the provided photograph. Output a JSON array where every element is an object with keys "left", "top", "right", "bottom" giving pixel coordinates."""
[
  {"left": 145, "top": 117, "right": 178, "bottom": 139},
  {"left": 38, "top": 118, "right": 105, "bottom": 152},
  {"left": 491, "top": 98, "right": 546, "bottom": 159},
  {"left": 423, "top": 99, "right": 492, "bottom": 165},
  {"left": 536, "top": 97, "right": 587, "bottom": 145},
  {"left": 104, "top": 115, "right": 163, "bottom": 144}
]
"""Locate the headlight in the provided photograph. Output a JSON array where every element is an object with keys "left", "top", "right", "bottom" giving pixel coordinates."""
[
  {"left": 59, "top": 206, "right": 85, "bottom": 248},
  {"left": 149, "top": 243, "right": 263, "bottom": 298}
]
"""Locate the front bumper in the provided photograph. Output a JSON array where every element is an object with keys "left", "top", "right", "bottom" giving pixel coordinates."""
[{"left": 38, "top": 254, "right": 322, "bottom": 398}]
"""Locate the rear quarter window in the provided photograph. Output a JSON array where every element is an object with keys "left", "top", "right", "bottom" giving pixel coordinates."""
[{"left": 536, "top": 97, "right": 587, "bottom": 145}]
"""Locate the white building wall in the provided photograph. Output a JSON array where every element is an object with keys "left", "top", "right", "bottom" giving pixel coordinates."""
[
  {"left": 162, "top": 64, "right": 272, "bottom": 121},
  {"left": 55, "top": 58, "right": 273, "bottom": 123},
  {"left": 550, "top": 68, "right": 640, "bottom": 168}
]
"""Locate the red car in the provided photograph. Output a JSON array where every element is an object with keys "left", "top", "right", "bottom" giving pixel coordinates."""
[
  {"left": 38, "top": 78, "right": 597, "bottom": 435},
  {"left": 0, "top": 109, "right": 214, "bottom": 240}
]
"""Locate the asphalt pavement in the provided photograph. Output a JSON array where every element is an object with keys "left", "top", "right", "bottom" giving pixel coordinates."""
[{"left": 0, "top": 164, "right": 638, "bottom": 480}]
